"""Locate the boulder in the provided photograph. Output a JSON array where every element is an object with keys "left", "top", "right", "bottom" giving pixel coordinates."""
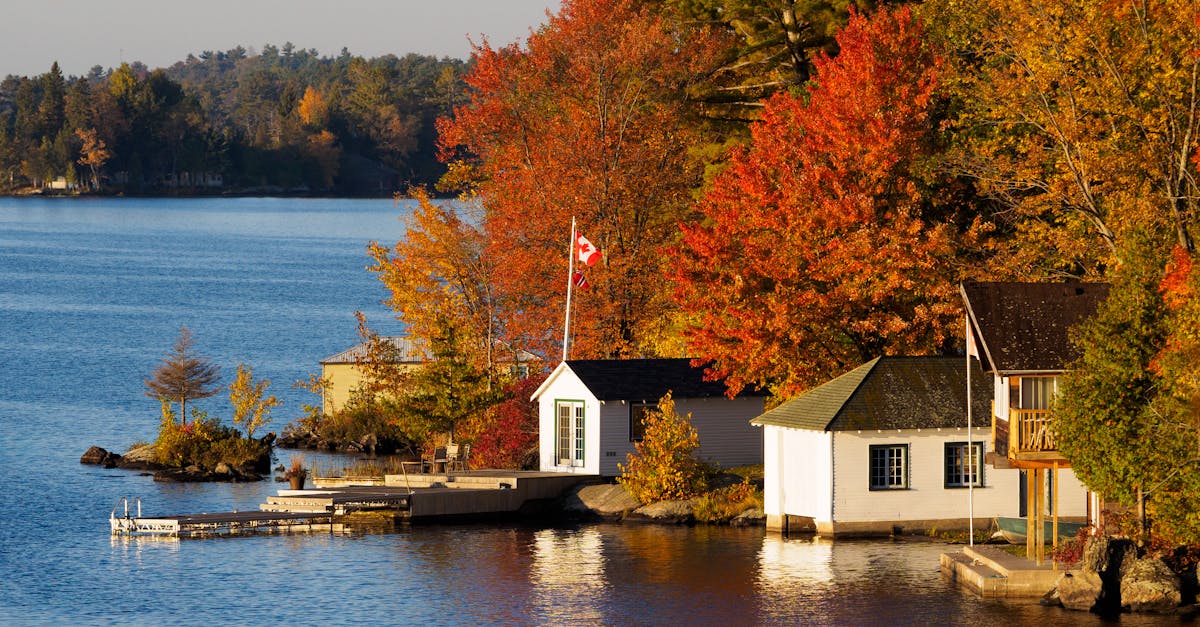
[
  {"left": 80, "top": 446, "right": 118, "bottom": 467},
  {"left": 1056, "top": 571, "right": 1104, "bottom": 612},
  {"left": 731, "top": 507, "right": 767, "bottom": 527},
  {"left": 631, "top": 499, "right": 695, "bottom": 524},
  {"left": 562, "top": 484, "right": 639, "bottom": 519},
  {"left": 1121, "top": 558, "right": 1182, "bottom": 613},
  {"left": 214, "top": 462, "right": 232, "bottom": 475},
  {"left": 116, "top": 443, "right": 162, "bottom": 471}
]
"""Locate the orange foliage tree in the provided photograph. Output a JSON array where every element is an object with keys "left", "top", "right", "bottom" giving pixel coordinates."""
[
  {"left": 674, "top": 7, "right": 976, "bottom": 396},
  {"left": 436, "top": 0, "right": 729, "bottom": 360},
  {"left": 368, "top": 189, "right": 498, "bottom": 371}
]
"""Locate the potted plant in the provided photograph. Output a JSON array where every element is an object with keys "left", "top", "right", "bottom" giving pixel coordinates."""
[{"left": 286, "top": 455, "right": 307, "bottom": 490}]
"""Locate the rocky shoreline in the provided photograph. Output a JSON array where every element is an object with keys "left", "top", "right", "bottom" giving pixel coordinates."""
[
  {"left": 80, "top": 440, "right": 272, "bottom": 483},
  {"left": 1045, "top": 535, "right": 1198, "bottom": 616},
  {"left": 560, "top": 483, "right": 766, "bottom": 527}
]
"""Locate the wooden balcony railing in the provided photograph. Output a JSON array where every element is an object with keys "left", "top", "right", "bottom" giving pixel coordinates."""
[{"left": 1009, "top": 408, "right": 1056, "bottom": 455}]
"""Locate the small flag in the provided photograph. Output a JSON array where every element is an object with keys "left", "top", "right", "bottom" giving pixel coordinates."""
[
  {"left": 576, "top": 232, "right": 601, "bottom": 267},
  {"left": 572, "top": 271, "right": 589, "bottom": 289}
]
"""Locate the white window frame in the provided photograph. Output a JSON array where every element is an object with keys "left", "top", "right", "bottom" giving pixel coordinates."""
[{"left": 555, "top": 399, "right": 585, "bottom": 467}]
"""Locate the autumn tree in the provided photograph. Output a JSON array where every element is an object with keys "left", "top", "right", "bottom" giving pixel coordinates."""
[
  {"left": 618, "top": 392, "right": 708, "bottom": 502},
  {"left": 144, "top": 327, "right": 222, "bottom": 426},
  {"left": 437, "top": 0, "right": 729, "bottom": 360},
  {"left": 75, "top": 128, "right": 109, "bottom": 190},
  {"left": 1148, "top": 246, "right": 1200, "bottom": 543},
  {"left": 368, "top": 189, "right": 497, "bottom": 371},
  {"left": 467, "top": 374, "right": 545, "bottom": 470},
  {"left": 229, "top": 363, "right": 280, "bottom": 438},
  {"left": 927, "top": 0, "right": 1200, "bottom": 276},
  {"left": 674, "top": 7, "right": 973, "bottom": 396}
]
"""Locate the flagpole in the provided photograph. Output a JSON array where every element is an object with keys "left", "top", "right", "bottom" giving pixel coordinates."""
[
  {"left": 562, "top": 216, "right": 576, "bottom": 362},
  {"left": 967, "top": 314, "right": 974, "bottom": 546}
]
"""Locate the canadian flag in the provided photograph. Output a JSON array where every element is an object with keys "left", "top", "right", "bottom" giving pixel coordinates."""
[
  {"left": 571, "top": 271, "right": 589, "bottom": 289},
  {"left": 576, "top": 232, "right": 601, "bottom": 267}
]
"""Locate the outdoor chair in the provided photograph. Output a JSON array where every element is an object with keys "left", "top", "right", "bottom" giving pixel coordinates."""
[{"left": 448, "top": 443, "right": 470, "bottom": 471}]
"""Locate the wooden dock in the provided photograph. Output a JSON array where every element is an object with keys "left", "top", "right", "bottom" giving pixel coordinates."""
[{"left": 111, "top": 471, "right": 594, "bottom": 538}]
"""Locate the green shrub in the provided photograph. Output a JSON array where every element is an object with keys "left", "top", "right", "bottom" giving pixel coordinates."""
[{"left": 618, "top": 392, "right": 708, "bottom": 503}]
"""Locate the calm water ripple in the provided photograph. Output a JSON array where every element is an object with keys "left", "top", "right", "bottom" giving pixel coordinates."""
[{"left": 0, "top": 198, "right": 1156, "bottom": 625}]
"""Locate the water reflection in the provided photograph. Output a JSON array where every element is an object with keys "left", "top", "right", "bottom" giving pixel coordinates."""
[{"left": 528, "top": 527, "right": 608, "bottom": 623}]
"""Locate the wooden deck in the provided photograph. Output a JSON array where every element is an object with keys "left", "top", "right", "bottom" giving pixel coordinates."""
[{"left": 111, "top": 472, "right": 595, "bottom": 538}]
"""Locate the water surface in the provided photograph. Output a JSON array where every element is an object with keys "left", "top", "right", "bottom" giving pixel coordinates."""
[{"left": 0, "top": 198, "right": 1136, "bottom": 625}]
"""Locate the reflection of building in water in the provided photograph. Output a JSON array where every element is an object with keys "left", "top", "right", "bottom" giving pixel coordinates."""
[
  {"left": 757, "top": 534, "right": 834, "bottom": 589},
  {"left": 528, "top": 528, "right": 608, "bottom": 624}
]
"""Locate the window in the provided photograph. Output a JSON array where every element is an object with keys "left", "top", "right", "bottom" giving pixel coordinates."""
[
  {"left": 1019, "top": 376, "right": 1059, "bottom": 410},
  {"left": 630, "top": 402, "right": 656, "bottom": 442},
  {"left": 869, "top": 444, "right": 908, "bottom": 490},
  {"left": 945, "top": 441, "right": 983, "bottom": 488},
  {"left": 556, "top": 400, "right": 585, "bottom": 467}
]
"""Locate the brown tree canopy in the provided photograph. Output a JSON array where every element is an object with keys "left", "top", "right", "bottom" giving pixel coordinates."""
[{"left": 144, "top": 327, "right": 222, "bottom": 424}]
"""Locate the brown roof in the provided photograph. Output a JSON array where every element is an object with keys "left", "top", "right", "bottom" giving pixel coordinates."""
[
  {"left": 752, "top": 356, "right": 992, "bottom": 431},
  {"left": 960, "top": 282, "right": 1109, "bottom": 374}
]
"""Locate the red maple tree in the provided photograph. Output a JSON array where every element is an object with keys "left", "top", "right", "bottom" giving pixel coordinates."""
[
  {"left": 437, "top": 0, "right": 728, "bottom": 360},
  {"left": 673, "top": 7, "right": 971, "bottom": 396}
]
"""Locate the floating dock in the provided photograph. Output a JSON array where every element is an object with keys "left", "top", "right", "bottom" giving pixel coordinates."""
[{"left": 111, "top": 471, "right": 594, "bottom": 538}]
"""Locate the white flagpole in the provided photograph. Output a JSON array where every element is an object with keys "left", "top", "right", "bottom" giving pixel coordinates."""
[
  {"left": 562, "top": 217, "right": 576, "bottom": 362},
  {"left": 967, "top": 314, "right": 974, "bottom": 546}
]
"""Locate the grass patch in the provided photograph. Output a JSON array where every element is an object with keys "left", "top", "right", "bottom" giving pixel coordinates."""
[{"left": 693, "top": 481, "right": 763, "bottom": 523}]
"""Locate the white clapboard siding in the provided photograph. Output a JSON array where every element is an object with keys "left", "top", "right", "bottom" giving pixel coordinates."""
[
  {"left": 537, "top": 368, "right": 601, "bottom": 475},
  {"left": 763, "top": 426, "right": 833, "bottom": 522},
  {"left": 830, "top": 429, "right": 1088, "bottom": 523},
  {"left": 596, "top": 397, "right": 765, "bottom": 476}
]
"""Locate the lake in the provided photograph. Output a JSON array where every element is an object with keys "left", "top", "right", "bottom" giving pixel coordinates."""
[{"left": 0, "top": 197, "right": 1132, "bottom": 625}]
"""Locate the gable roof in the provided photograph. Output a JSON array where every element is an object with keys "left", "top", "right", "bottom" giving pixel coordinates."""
[
  {"left": 961, "top": 281, "right": 1109, "bottom": 374},
  {"left": 320, "top": 337, "right": 428, "bottom": 365},
  {"left": 751, "top": 356, "right": 992, "bottom": 431},
  {"left": 321, "top": 337, "right": 539, "bottom": 366},
  {"left": 532, "top": 358, "right": 764, "bottom": 402}
]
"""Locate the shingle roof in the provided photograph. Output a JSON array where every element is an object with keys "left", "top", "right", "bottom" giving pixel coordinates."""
[
  {"left": 320, "top": 337, "right": 540, "bottom": 366},
  {"left": 564, "top": 358, "right": 764, "bottom": 401},
  {"left": 961, "top": 281, "right": 1109, "bottom": 374},
  {"left": 751, "top": 356, "right": 992, "bottom": 431}
]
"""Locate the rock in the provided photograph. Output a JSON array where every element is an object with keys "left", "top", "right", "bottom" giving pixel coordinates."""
[
  {"left": 359, "top": 433, "right": 377, "bottom": 455},
  {"left": 1057, "top": 571, "right": 1103, "bottom": 611},
  {"left": 1121, "top": 558, "right": 1182, "bottom": 613},
  {"left": 731, "top": 507, "right": 766, "bottom": 527},
  {"left": 631, "top": 499, "right": 695, "bottom": 524},
  {"left": 80, "top": 446, "right": 117, "bottom": 467},
  {"left": 214, "top": 462, "right": 232, "bottom": 475},
  {"left": 116, "top": 443, "right": 162, "bottom": 471},
  {"left": 562, "top": 484, "right": 640, "bottom": 519}
]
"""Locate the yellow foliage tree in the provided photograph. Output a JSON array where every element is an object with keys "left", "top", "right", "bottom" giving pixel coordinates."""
[
  {"left": 296, "top": 86, "right": 328, "bottom": 128},
  {"left": 229, "top": 363, "right": 279, "bottom": 438},
  {"left": 618, "top": 392, "right": 708, "bottom": 503},
  {"left": 930, "top": 0, "right": 1200, "bottom": 275},
  {"left": 368, "top": 188, "right": 499, "bottom": 372}
]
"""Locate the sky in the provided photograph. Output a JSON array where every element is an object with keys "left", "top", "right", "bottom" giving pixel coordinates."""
[{"left": 1, "top": 0, "right": 561, "bottom": 77}]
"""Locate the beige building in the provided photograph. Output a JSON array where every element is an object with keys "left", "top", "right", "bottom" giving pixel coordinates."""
[
  {"left": 319, "top": 337, "right": 428, "bottom": 414},
  {"left": 319, "top": 337, "right": 540, "bottom": 415}
]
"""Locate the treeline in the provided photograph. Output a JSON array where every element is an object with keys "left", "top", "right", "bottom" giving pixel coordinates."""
[{"left": 0, "top": 45, "right": 468, "bottom": 195}]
